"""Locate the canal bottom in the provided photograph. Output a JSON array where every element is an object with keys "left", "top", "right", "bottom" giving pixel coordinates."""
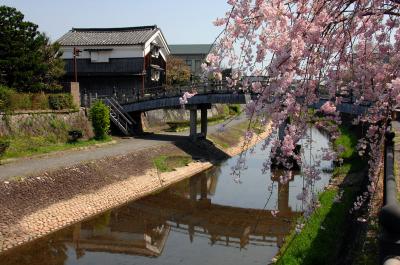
[{"left": 0, "top": 129, "right": 332, "bottom": 265}]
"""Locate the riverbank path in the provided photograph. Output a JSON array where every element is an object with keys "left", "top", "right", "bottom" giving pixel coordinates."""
[{"left": 0, "top": 115, "right": 247, "bottom": 181}]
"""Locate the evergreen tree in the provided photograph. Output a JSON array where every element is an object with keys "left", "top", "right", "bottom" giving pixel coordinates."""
[{"left": 0, "top": 6, "right": 64, "bottom": 92}]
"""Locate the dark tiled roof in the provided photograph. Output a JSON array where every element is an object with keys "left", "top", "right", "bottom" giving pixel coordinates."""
[
  {"left": 169, "top": 44, "right": 212, "bottom": 55},
  {"left": 57, "top": 26, "right": 158, "bottom": 46}
]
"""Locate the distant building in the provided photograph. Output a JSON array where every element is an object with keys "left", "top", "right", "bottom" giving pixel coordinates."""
[
  {"left": 58, "top": 25, "right": 170, "bottom": 100},
  {"left": 169, "top": 44, "right": 211, "bottom": 77}
]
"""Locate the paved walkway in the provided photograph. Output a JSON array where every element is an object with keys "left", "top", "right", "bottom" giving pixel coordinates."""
[
  {"left": 0, "top": 114, "right": 247, "bottom": 180},
  {"left": 392, "top": 121, "right": 400, "bottom": 196}
]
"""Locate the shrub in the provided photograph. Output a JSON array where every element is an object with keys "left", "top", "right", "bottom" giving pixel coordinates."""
[
  {"left": 49, "top": 117, "right": 68, "bottom": 130},
  {"left": 89, "top": 101, "right": 110, "bottom": 140},
  {"left": 0, "top": 85, "right": 15, "bottom": 111},
  {"left": 68, "top": 129, "right": 83, "bottom": 142},
  {"left": 31, "top": 93, "right": 49, "bottom": 109},
  {"left": 48, "top": 94, "right": 74, "bottom": 110},
  {"left": 9, "top": 93, "right": 32, "bottom": 110},
  {"left": 0, "top": 138, "right": 10, "bottom": 158},
  {"left": 228, "top": 104, "right": 241, "bottom": 115}
]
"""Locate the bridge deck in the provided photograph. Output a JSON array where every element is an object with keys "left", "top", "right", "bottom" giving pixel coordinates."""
[
  {"left": 91, "top": 82, "right": 370, "bottom": 115},
  {"left": 123, "top": 93, "right": 252, "bottom": 112}
]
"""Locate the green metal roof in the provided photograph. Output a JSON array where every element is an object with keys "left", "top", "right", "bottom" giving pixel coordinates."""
[{"left": 169, "top": 44, "right": 212, "bottom": 55}]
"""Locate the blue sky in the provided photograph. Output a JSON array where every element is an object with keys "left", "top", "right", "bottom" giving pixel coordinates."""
[{"left": 0, "top": 0, "right": 229, "bottom": 44}]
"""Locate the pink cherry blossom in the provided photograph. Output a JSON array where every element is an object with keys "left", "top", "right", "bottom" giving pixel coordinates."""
[
  {"left": 320, "top": 101, "right": 337, "bottom": 114},
  {"left": 205, "top": 0, "right": 400, "bottom": 222},
  {"left": 271, "top": 210, "right": 279, "bottom": 217},
  {"left": 281, "top": 135, "right": 295, "bottom": 157},
  {"left": 179, "top": 91, "right": 197, "bottom": 106},
  {"left": 251, "top": 82, "right": 262, "bottom": 93},
  {"left": 213, "top": 72, "right": 222, "bottom": 81}
]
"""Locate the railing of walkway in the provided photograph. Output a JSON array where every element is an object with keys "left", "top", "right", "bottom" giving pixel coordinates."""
[
  {"left": 84, "top": 80, "right": 262, "bottom": 107},
  {"left": 379, "top": 120, "right": 400, "bottom": 264},
  {"left": 82, "top": 79, "right": 370, "bottom": 108}
]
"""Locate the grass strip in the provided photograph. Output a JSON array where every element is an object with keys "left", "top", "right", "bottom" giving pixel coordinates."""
[
  {"left": 332, "top": 126, "right": 365, "bottom": 176},
  {"left": 207, "top": 121, "right": 249, "bottom": 149},
  {"left": 276, "top": 124, "right": 365, "bottom": 264},
  {"left": 393, "top": 129, "right": 400, "bottom": 202},
  {"left": 153, "top": 155, "right": 192, "bottom": 172},
  {"left": 0, "top": 136, "right": 112, "bottom": 161},
  {"left": 276, "top": 186, "right": 356, "bottom": 265},
  {"left": 207, "top": 119, "right": 266, "bottom": 149}
]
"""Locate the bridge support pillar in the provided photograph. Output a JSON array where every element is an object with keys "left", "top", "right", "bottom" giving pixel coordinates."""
[
  {"left": 72, "top": 223, "right": 81, "bottom": 246},
  {"left": 201, "top": 107, "right": 208, "bottom": 138},
  {"left": 278, "top": 121, "right": 287, "bottom": 142},
  {"left": 278, "top": 181, "right": 290, "bottom": 214},
  {"left": 188, "top": 104, "right": 211, "bottom": 141},
  {"left": 131, "top": 112, "right": 144, "bottom": 135},
  {"left": 200, "top": 175, "right": 208, "bottom": 200},
  {"left": 189, "top": 109, "right": 197, "bottom": 141}
]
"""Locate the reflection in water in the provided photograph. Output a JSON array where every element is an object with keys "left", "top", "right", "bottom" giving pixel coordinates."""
[
  {"left": 0, "top": 171, "right": 300, "bottom": 265},
  {"left": 0, "top": 129, "right": 331, "bottom": 265}
]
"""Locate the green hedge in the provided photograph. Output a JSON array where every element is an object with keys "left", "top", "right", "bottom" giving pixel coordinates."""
[
  {"left": 0, "top": 85, "right": 74, "bottom": 111},
  {"left": 48, "top": 94, "right": 74, "bottom": 110},
  {"left": 10, "top": 92, "right": 35, "bottom": 110}
]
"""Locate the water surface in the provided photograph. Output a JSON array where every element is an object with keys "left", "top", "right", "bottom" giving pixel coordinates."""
[{"left": 0, "top": 127, "right": 331, "bottom": 265}]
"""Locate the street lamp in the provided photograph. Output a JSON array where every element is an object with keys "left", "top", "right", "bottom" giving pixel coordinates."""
[{"left": 73, "top": 47, "right": 81, "bottom": 82}]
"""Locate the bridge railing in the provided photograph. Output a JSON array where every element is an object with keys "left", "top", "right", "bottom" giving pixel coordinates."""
[
  {"left": 379, "top": 120, "right": 400, "bottom": 264},
  {"left": 85, "top": 79, "right": 372, "bottom": 108},
  {"left": 108, "top": 81, "right": 249, "bottom": 105}
]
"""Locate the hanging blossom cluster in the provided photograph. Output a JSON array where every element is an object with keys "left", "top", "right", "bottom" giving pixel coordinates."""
[
  {"left": 179, "top": 91, "right": 197, "bottom": 105},
  {"left": 205, "top": 0, "right": 400, "bottom": 227}
]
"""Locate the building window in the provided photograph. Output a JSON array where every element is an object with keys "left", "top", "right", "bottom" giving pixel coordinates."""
[
  {"left": 195, "top": 60, "right": 201, "bottom": 73},
  {"left": 152, "top": 46, "right": 160, "bottom": 58},
  {"left": 90, "top": 51, "right": 110, "bottom": 63},
  {"left": 151, "top": 69, "right": 160, "bottom": 81},
  {"left": 186, "top": 60, "right": 192, "bottom": 67}
]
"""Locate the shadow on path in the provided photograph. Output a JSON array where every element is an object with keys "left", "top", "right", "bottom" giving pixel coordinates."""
[{"left": 135, "top": 133, "right": 231, "bottom": 163}]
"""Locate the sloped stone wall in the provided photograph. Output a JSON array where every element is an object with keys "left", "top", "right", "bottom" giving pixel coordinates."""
[{"left": 0, "top": 109, "right": 93, "bottom": 139}]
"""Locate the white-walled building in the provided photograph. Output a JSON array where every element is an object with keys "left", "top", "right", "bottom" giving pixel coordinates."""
[{"left": 58, "top": 25, "right": 170, "bottom": 100}]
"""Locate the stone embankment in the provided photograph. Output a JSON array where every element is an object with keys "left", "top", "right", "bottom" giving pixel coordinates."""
[
  {"left": 0, "top": 122, "right": 272, "bottom": 254},
  {"left": 1, "top": 160, "right": 212, "bottom": 252},
  {"left": 0, "top": 109, "right": 93, "bottom": 139}
]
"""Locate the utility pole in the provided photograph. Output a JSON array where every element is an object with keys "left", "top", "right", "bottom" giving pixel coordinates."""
[{"left": 73, "top": 47, "right": 81, "bottom": 82}]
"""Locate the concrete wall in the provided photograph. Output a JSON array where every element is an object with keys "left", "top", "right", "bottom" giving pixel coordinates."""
[
  {"left": 0, "top": 109, "right": 93, "bottom": 139},
  {"left": 70, "top": 82, "right": 81, "bottom": 107},
  {"left": 144, "top": 104, "right": 228, "bottom": 128}
]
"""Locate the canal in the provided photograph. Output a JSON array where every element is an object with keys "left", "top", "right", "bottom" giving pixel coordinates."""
[{"left": 0, "top": 127, "right": 331, "bottom": 265}]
